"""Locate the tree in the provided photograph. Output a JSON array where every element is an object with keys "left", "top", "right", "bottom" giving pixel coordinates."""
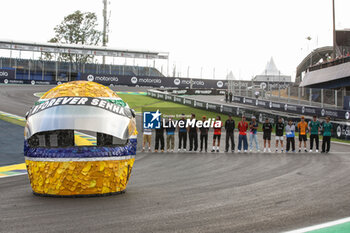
[{"left": 43, "top": 10, "right": 102, "bottom": 64}]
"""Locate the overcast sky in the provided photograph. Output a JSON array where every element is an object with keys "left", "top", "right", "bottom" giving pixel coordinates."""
[{"left": 1, "top": 0, "right": 349, "bottom": 80}]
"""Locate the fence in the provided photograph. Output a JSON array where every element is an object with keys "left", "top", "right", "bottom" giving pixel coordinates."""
[{"left": 229, "top": 83, "right": 348, "bottom": 109}]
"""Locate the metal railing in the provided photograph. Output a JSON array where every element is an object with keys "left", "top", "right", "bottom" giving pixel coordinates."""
[{"left": 229, "top": 84, "right": 346, "bottom": 109}]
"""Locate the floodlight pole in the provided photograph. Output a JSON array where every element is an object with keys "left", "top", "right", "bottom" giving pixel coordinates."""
[
  {"left": 278, "top": 71, "right": 281, "bottom": 100},
  {"left": 306, "top": 37, "right": 312, "bottom": 66},
  {"left": 102, "top": 0, "right": 108, "bottom": 65},
  {"left": 332, "top": 0, "right": 336, "bottom": 59}
]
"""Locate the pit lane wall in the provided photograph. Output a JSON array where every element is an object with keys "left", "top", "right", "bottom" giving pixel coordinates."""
[{"left": 147, "top": 89, "right": 350, "bottom": 141}]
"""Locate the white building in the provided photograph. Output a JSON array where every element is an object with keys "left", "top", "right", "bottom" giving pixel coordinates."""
[
  {"left": 226, "top": 71, "right": 236, "bottom": 80},
  {"left": 253, "top": 57, "right": 291, "bottom": 83}
]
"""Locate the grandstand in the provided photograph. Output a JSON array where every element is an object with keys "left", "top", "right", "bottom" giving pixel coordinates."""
[
  {"left": 298, "top": 30, "right": 350, "bottom": 88},
  {"left": 0, "top": 57, "right": 165, "bottom": 81},
  {"left": 0, "top": 39, "right": 168, "bottom": 82}
]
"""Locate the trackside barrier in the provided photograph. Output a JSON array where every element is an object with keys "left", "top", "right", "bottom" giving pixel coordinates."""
[
  {"left": 229, "top": 95, "right": 350, "bottom": 120},
  {"left": 147, "top": 89, "right": 350, "bottom": 141},
  {"left": 160, "top": 88, "right": 227, "bottom": 95}
]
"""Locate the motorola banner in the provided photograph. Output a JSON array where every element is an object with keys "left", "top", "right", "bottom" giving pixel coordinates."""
[
  {"left": 0, "top": 79, "right": 62, "bottom": 85},
  {"left": 0, "top": 68, "right": 63, "bottom": 85},
  {"left": 147, "top": 90, "right": 350, "bottom": 140},
  {"left": 81, "top": 73, "right": 230, "bottom": 89},
  {"left": 0, "top": 69, "right": 15, "bottom": 83},
  {"left": 333, "top": 122, "right": 350, "bottom": 140}
]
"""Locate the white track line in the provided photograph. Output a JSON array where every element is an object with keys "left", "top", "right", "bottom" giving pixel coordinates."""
[
  {"left": 33, "top": 92, "right": 43, "bottom": 98},
  {"left": 0, "top": 110, "right": 26, "bottom": 120},
  {"left": 0, "top": 173, "right": 27, "bottom": 179},
  {"left": 284, "top": 216, "right": 350, "bottom": 233}
]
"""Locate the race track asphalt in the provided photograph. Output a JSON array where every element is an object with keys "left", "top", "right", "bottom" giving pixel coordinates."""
[{"left": 1, "top": 85, "right": 350, "bottom": 233}]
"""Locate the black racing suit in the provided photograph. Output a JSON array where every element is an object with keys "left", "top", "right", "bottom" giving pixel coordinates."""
[
  {"left": 200, "top": 126, "right": 209, "bottom": 151},
  {"left": 225, "top": 119, "right": 235, "bottom": 151},
  {"left": 188, "top": 120, "right": 198, "bottom": 151},
  {"left": 178, "top": 119, "right": 187, "bottom": 149},
  {"left": 155, "top": 122, "right": 164, "bottom": 150}
]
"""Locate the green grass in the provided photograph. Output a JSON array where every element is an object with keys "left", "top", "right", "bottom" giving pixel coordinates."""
[
  {"left": 0, "top": 115, "right": 26, "bottom": 127},
  {"left": 307, "top": 221, "right": 350, "bottom": 233},
  {"left": 118, "top": 94, "right": 162, "bottom": 112},
  {"left": 119, "top": 93, "right": 243, "bottom": 123}
]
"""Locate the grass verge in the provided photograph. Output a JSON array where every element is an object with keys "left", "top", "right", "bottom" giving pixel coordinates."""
[{"left": 0, "top": 115, "right": 26, "bottom": 127}]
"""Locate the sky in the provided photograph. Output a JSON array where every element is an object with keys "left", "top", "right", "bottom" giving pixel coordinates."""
[{"left": 0, "top": 0, "right": 349, "bottom": 80}]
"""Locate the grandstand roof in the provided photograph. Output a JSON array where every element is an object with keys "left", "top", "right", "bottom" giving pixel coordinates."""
[
  {"left": 296, "top": 46, "right": 333, "bottom": 81},
  {"left": 0, "top": 39, "right": 169, "bottom": 59}
]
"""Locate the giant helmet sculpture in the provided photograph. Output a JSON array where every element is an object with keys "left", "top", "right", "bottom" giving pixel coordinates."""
[{"left": 24, "top": 81, "right": 137, "bottom": 196}]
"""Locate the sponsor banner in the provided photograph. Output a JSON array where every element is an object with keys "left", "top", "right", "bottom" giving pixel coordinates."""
[
  {"left": 33, "top": 80, "right": 52, "bottom": 85},
  {"left": 2, "top": 79, "right": 24, "bottom": 84},
  {"left": 83, "top": 73, "right": 165, "bottom": 87},
  {"left": 183, "top": 98, "right": 193, "bottom": 105},
  {"left": 165, "top": 88, "right": 227, "bottom": 95},
  {"left": 156, "top": 93, "right": 165, "bottom": 100},
  {"left": 193, "top": 89, "right": 214, "bottom": 95},
  {"left": 242, "top": 97, "right": 254, "bottom": 105},
  {"left": 0, "top": 68, "right": 15, "bottom": 80},
  {"left": 149, "top": 91, "right": 158, "bottom": 98},
  {"left": 171, "top": 89, "right": 189, "bottom": 95},
  {"left": 206, "top": 102, "right": 219, "bottom": 111},
  {"left": 1, "top": 79, "right": 58, "bottom": 85},
  {"left": 164, "top": 94, "right": 173, "bottom": 101},
  {"left": 192, "top": 100, "right": 205, "bottom": 109},
  {"left": 334, "top": 122, "right": 350, "bottom": 140},
  {"left": 234, "top": 96, "right": 242, "bottom": 102},
  {"left": 173, "top": 96, "right": 184, "bottom": 104},
  {"left": 231, "top": 95, "right": 349, "bottom": 120},
  {"left": 0, "top": 76, "right": 63, "bottom": 86},
  {"left": 221, "top": 105, "right": 235, "bottom": 114},
  {"left": 81, "top": 73, "right": 231, "bottom": 89},
  {"left": 0, "top": 70, "right": 289, "bottom": 90},
  {"left": 255, "top": 99, "right": 268, "bottom": 107}
]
